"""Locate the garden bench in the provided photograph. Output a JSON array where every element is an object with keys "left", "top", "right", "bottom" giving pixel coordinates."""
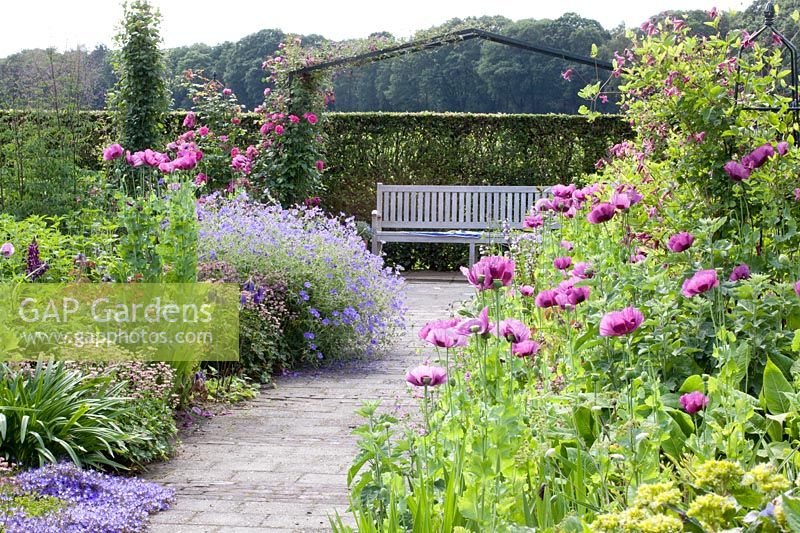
[{"left": 371, "top": 184, "right": 551, "bottom": 265}]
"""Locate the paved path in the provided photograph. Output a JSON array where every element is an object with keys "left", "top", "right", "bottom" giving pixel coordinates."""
[{"left": 146, "top": 276, "right": 470, "bottom": 532}]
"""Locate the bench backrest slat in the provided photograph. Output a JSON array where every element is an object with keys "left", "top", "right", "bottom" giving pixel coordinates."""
[{"left": 376, "top": 184, "right": 551, "bottom": 230}]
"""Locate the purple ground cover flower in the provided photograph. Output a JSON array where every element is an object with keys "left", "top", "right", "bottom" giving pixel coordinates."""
[
  {"left": 682, "top": 269, "right": 719, "bottom": 297},
  {"left": 1, "top": 463, "right": 174, "bottom": 532},
  {"left": 599, "top": 307, "right": 644, "bottom": 337}
]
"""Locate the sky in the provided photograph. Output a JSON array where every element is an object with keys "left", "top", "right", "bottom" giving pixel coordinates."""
[{"left": 0, "top": 0, "right": 752, "bottom": 57}]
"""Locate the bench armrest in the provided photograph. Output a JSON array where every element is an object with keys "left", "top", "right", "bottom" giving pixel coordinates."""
[{"left": 371, "top": 209, "right": 382, "bottom": 232}]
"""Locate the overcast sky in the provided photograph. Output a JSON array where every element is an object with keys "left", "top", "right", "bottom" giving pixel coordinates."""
[{"left": 0, "top": 0, "right": 752, "bottom": 57}]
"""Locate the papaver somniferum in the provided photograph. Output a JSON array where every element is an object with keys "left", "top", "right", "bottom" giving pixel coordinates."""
[
  {"left": 667, "top": 231, "right": 694, "bottom": 252},
  {"left": 512, "top": 340, "right": 541, "bottom": 358},
  {"left": 494, "top": 319, "right": 530, "bottom": 344},
  {"left": 456, "top": 307, "right": 490, "bottom": 337},
  {"left": 553, "top": 256, "right": 572, "bottom": 270},
  {"left": 729, "top": 264, "right": 750, "bottom": 282},
  {"left": 682, "top": 269, "right": 719, "bottom": 297},
  {"left": 405, "top": 364, "right": 447, "bottom": 387},
  {"left": 679, "top": 391, "right": 709, "bottom": 414},
  {"left": 419, "top": 318, "right": 467, "bottom": 348},
  {"left": 777, "top": 141, "right": 789, "bottom": 156},
  {"left": 599, "top": 307, "right": 644, "bottom": 337},
  {"left": 587, "top": 202, "right": 616, "bottom": 224},
  {"left": 460, "top": 256, "right": 515, "bottom": 290},
  {"left": 723, "top": 161, "right": 751, "bottom": 181},
  {"left": 523, "top": 213, "right": 544, "bottom": 229},
  {"left": 794, "top": 281, "right": 800, "bottom": 298},
  {"left": 0, "top": 242, "right": 14, "bottom": 258},
  {"left": 742, "top": 143, "right": 774, "bottom": 170},
  {"left": 534, "top": 289, "right": 559, "bottom": 308},
  {"left": 102, "top": 143, "right": 124, "bottom": 161}
]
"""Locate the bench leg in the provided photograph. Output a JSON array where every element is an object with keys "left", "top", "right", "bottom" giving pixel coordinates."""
[
  {"left": 469, "top": 243, "right": 476, "bottom": 266},
  {"left": 372, "top": 238, "right": 382, "bottom": 256}
]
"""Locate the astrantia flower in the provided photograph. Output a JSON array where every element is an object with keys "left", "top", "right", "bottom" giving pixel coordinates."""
[
  {"left": 553, "top": 256, "right": 572, "bottom": 270},
  {"left": 587, "top": 202, "right": 616, "bottom": 224},
  {"left": 682, "top": 269, "right": 719, "bottom": 297},
  {"left": 406, "top": 364, "right": 447, "bottom": 387},
  {"left": 0, "top": 242, "right": 14, "bottom": 258},
  {"left": 599, "top": 307, "right": 644, "bottom": 337},
  {"left": 723, "top": 161, "right": 751, "bottom": 181},
  {"left": 679, "top": 391, "right": 709, "bottom": 414},
  {"left": 102, "top": 143, "right": 124, "bottom": 161},
  {"left": 512, "top": 340, "right": 541, "bottom": 358},
  {"left": 460, "top": 255, "right": 515, "bottom": 290},
  {"left": 667, "top": 231, "right": 694, "bottom": 252},
  {"left": 494, "top": 318, "right": 530, "bottom": 343},
  {"left": 729, "top": 263, "right": 750, "bottom": 281}
]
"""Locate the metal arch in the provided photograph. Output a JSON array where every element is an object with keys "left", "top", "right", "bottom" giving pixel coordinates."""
[
  {"left": 287, "top": 27, "right": 615, "bottom": 81},
  {"left": 733, "top": 1, "right": 800, "bottom": 119}
]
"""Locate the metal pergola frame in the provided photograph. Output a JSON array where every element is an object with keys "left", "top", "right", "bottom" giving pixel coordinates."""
[{"left": 287, "top": 27, "right": 614, "bottom": 85}]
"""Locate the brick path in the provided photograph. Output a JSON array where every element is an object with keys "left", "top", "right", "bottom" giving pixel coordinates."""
[{"left": 145, "top": 276, "right": 469, "bottom": 532}]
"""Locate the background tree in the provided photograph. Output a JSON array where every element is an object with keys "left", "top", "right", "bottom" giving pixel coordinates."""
[{"left": 108, "top": 0, "right": 169, "bottom": 153}]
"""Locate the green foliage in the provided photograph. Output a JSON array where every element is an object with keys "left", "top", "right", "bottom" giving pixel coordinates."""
[
  {"left": 204, "top": 374, "right": 260, "bottom": 404},
  {"left": 116, "top": 396, "right": 176, "bottom": 468},
  {"left": 108, "top": 0, "right": 169, "bottom": 186},
  {"left": 0, "top": 362, "right": 135, "bottom": 469},
  {"left": 0, "top": 485, "right": 66, "bottom": 519}
]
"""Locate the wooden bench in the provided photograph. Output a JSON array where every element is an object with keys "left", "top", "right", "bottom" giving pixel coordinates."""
[{"left": 370, "top": 184, "right": 551, "bottom": 265}]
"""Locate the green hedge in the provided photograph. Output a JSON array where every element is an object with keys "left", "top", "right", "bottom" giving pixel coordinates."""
[{"left": 0, "top": 110, "right": 631, "bottom": 268}]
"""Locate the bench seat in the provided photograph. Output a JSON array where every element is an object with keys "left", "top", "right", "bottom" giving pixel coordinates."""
[{"left": 370, "top": 184, "right": 550, "bottom": 265}]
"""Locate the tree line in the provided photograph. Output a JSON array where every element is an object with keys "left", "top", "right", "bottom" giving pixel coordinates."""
[{"left": 0, "top": 0, "right": 794, "bottom": 114}]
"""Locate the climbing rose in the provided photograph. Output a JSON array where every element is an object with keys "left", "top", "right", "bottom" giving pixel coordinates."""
[
  {"left": 494, "top": 319, "right": 530, "bottom": 344},
  {"left": 587, "top": 202, "right": 616, "bottom": 224},
  {"left": 102, "top": 143, "right": 124, "bottom": 161},
  {"left": 460, "top": 256, "right": 515, "bottom": 290},
  {"left": 0, "top": 242, "right": 14, "bottom": 258},
  {"left": 183, "top": 111, "right": 196, "bottom": 129},
  {"left": 553, "top": 256, "right": 572, "bottom": 270},
  {"left": 198, "top": 126, "right": 210, "bottom": 137},
  {"left": 679, "top": 391, "right": 709, "bottom": 414},
  {"left": 667, "top": 232, "right": 694, "bottom": 252},
  {"left": 405, "top": 365, "right": 447, "bottom": 387},
  {"left": 304, "top": 113, "right": 318, "bottom": 125},
  {"left": 729, "top": 264, "right": 750, "bottom": 281},
  {"left": 682, "top": 269, "right": 719, "bottom": 297},
  {"left": 456, "top": 307, "right": 491, "bottom": 336},
  {"left": 275, "top": 125, "right": 284, "bottom": 135},
  {"left": 599, "top": 307, "right": 644, "bottom": 337},
  {"left": 512, "top": 340, "right": 541, "bottom": 358},
  {"left": 561, "top": 68, "right": 573, "bottom": 81},
  {"left": 723, "top": 161, "right": 751, "bottom": 181},
  {"left": 289, "top": 115, "right": 300, "bottom": 124},
  {"left": 222, "top": 88, "right": 232, "bottom": 96}
]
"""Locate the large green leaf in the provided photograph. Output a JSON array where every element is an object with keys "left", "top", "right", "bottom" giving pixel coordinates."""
[{"left": 763, "top": 357, "right": 794, "bottom": 415}]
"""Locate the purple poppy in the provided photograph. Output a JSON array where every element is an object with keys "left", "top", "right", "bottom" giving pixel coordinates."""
[
  {"left": 512, "top": 340, "right": 541, "bottom": 358},
  {"left": 102, "top": 143, "right": 124, "bottom": 161},
  {"left": 535, "top": 198, "right": 553, "bottom": 212},
  {"left": 682, "top": 269, "right": 719, "bottom": 297},
  {"left": 587, "top": 202, "right": 616, "bottom": 224},
  {"left": 555, "top": 283, "right": 590, "bottom": 308},
  {"left": 794, "top": 280, "right": 800, "bottom": 297},
  {"left": 406, "top": 365, "right": 447, "bottom": 387},
  {"left": 571, "top": 262, "right": 593, "bottom": 279},
  {"left": 523, "top": 213, "right": 544, "bottom": 229},
  {"left": 553, "top": 256, "right": 573, "bottom": 270},
  {"left": 552, "top": 184, "right": 576, "bottom": 198},
  {"left": 679, "top": 391, "right": 709, "bottom": 414},
  {"left": 667, "top": 232, "right": 694, "bottom": 252},
  {"left": 419, "top": 318, "right": 467, "bottom": 348},
  {"left": 599, "top": 307, "right": 644, "bottom": 337},
  {"left": 729, "top": 264, "right": 750, "bottom": 281},
  {"left": 456, "top": 307, "right": 490, "bottom": 336},
  {"left": 461, "top": 255, "right": 515, "bottom": 290},
  {"left": 0, "top": 242, "right": 14, "bottom": 258},
  {"left": 535, "top": 289, "right": 559, "bottom": 308},
  {"left": 612, "top": 192, "right": 631, "bottom": 210},
  {"left": 494, "top": 319, "right": 530, "bottom": 344},
  {"left": 777, "top": 141, "right": 790, "bottom": 156},
  {"left": 518, "top": 285, "right": 535, "bottom": 297},
  {"left": 723, "top": 161, "right": 751, "bottom": 181},
  {"left": 742, "top": 143, "right": 774, "bottom": 170}
]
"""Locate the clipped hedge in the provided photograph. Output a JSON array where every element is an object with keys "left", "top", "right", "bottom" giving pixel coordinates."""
[{"left": 0, "top": 110, "right": 631, "bottom": 268}]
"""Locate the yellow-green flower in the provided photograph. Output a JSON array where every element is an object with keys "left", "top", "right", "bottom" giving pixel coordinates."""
[
  {"left": 687, "top": 493, "right": 736, "bottom": 531},
  {"left": 742, "top": 463, "right": 790, "bottom": 498},
  {"left": 637, "top": 514, "right": 684, "bottom": 533},
  {"left": 591, "top": 512, "right": 622, "bottom": 532},
  {"left": 694, "top": 459, "right": 743, "bottom": 493},
  {"left": 634, "top": 481, "right": 682, "bottom": 511}
]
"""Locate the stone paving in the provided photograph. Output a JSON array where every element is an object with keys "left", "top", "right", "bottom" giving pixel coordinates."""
[{"left": 145, "top": 275, "right": 470, "bottom": 532}]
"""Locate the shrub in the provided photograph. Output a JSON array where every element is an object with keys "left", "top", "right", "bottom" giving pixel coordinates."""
[
  {"left": 197, "top": 193, "right": 406, "bottom": 369},
  {"left": 0, "top": 362, "right": 134, "bottom": 469}
]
